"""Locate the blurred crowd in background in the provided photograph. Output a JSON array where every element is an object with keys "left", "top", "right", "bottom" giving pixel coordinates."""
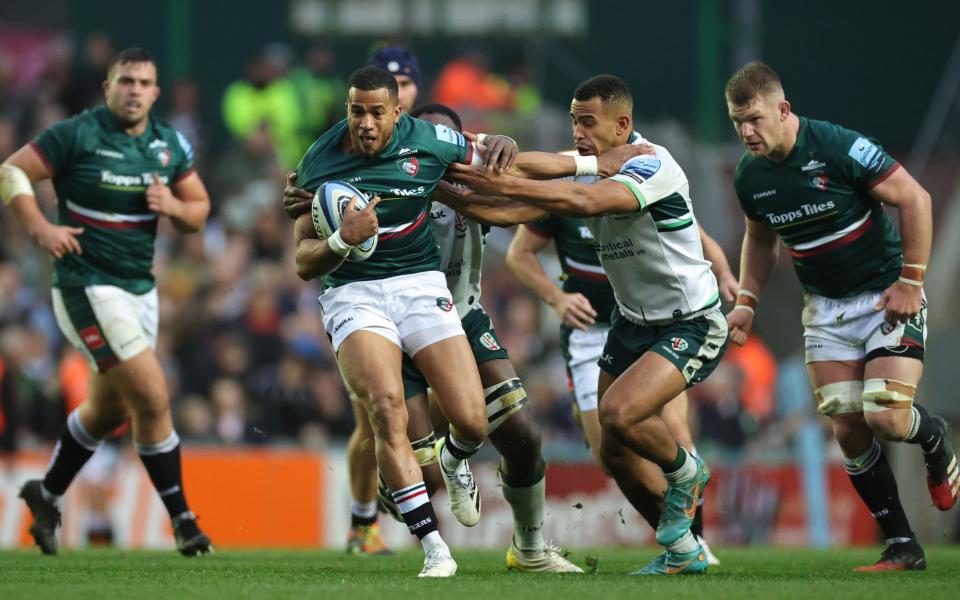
[{"left": 0, "top": 31, "right": 779, "bottom": 461}]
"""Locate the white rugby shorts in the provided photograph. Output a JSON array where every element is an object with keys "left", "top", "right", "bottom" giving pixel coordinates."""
[
  {"left": 319, "top": 270, "right": 464, "bottom": 356},
  {"left": 52, "top": 285, "right": 158, "bottom": 373},
  {"left": 566, "top": 324, "right": 609, "bottom": 412},
  {"left": 802, "top": 290, "right": 927, "bottom": 363}
]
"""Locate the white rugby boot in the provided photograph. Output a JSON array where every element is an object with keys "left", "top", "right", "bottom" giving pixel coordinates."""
[
  {"left": 418, "top": 549, "right": 458, "bottom": 578},
  {"left": 506, "top": 540, "right": 584, "bottom": 573},
  {"left": 435, "top": 436, "right": 481, "bottom": 527}
]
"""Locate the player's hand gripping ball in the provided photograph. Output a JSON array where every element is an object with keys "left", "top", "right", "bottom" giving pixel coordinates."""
[{"left": 311, "top": 180, "right": 378, "bottom": 262}]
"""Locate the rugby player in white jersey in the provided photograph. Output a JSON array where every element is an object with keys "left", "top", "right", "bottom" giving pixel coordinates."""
[{"left": 450, "top": 74, "right": 729, "bottom": 575}]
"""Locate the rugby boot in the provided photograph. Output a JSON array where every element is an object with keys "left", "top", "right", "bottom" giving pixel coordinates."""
[
  {"left": 435, "top": 436, "right": 481, "bottom": 527},
  {"left": 656, "top": 456, "right": 710, "bottom": 546},
  {"left": 345, "top": 523, "right": 393, "bottom": 556},
  {"left": 924, "top": 417, "right": 959, "bottom": 511},
  {"left": 418, "top": 549, "right": 458, "bottom": 577},
  {"left": 19, "top": 480, "right": 60, "bottom": 556},
  {"left": 174, "top": 513, "right": 213, "bottom": 556},
  {"left": 629, "top": 547, "right": 709, "bottom": 576},
  {"left": 854, "top": 542, "right": 926, "bottom": 572},
  {"left": 376, "top": 474, "right": 404, "bottom": 523},
  {"left": 506, "top": 540, "right": 584, "bottom": 573}
]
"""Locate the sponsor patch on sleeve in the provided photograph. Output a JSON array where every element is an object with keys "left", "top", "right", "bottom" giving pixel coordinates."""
[
  {"left": 175, "top": 130, "right": 194, "bottom": 162},
  {"left": 620, "top": 156, "right": 661, "bottom": 181},
  {"left": 434, "top": 124, "right": 465, "bottom": 147},
  {"left": 847, "top": 137, "right": 884, "bottom": 173}
]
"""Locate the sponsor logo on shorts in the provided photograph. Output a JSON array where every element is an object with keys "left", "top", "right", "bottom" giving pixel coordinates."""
[
  {"left": 479, "top": 332, "right": 501, "bottom": 351},
  {"left": 334, "top": 316, "right": 354, "bottom": 333},
  {"left": 600, "top": 352, "right": 615, "bottom": 364},
  {"left": 436, "top": 297, "right": 454, "bottom": 312},
  {"left": 79, "top": 326, "right": 106, "bottom": 350},
  {"left": 670, "top": 337, "right": 689, "bottom": 352},
  {"left": 397, "top": 157, "right": 419, "bottom": 177}
]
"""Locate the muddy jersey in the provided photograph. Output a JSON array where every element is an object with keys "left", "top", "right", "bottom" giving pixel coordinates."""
[
  {"left": 296, "top": 114, "right": 476, "bottom": 288},
  {"left": 31, "top": 106, "right": 195, "bottom": 293},
  {"left": 733, "top": 117, "right": 902, "bottom": 298},
  {"left": 528, "top": 215, "right": 616, "bottom": 326},
  {"left": 599, "top": 139, "right": 719, "bottom": 323},
  {"left": 429, "top": 201, "right": 486, "bottom": 318}
]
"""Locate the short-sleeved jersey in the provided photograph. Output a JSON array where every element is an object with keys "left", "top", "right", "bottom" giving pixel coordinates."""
[
  {"left": 733, "top": 117, "right": 902, "bottom": 298},
  {"left": 527, "top": 215, "right": 617, "bottom": 326},
  {"left": 31, "top": 106, "right": 195, "bottom": 294},
  {"left": 597, "top": 139, "right": 719, "bottom": 323},
  {"left": 429, "top": 201, "right": 486, "bottom": 318},
  {"left": 296, "top": 114, "right": 474, "bottom": 288}
]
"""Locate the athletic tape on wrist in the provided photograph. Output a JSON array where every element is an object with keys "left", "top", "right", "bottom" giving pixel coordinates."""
[
  {"left": 574, "top": 154, "right": 598, "bottom": 177},
  {"left": 327, "top": 230, "right": 354, "bottom": 257}
]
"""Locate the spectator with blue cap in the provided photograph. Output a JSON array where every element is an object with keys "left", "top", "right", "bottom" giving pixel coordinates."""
[{"left": 366, "top": 46, "right": 421, "bottom": 111}]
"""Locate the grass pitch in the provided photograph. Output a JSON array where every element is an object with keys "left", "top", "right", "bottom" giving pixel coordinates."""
[{"left": 1, "top": 547, "right": 959, "bottom": 599}]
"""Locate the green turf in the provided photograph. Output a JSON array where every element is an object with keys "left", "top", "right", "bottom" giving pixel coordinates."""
[{"left": 1, "top": 547, "right": 958, "bottom": 599}]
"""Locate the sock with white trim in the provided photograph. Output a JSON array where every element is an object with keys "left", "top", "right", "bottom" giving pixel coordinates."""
[
  {"left": 843, "top": 439, "right": 916, "bottom": 546},
  {"left": 137, "top": 431, "right": 192, "bottom": 523},
  {"left": 42, "top": 410, "right": 101, "bottom": 505},
  {"left": 392, "top": 482, "right": 445, "bottom": 552}
]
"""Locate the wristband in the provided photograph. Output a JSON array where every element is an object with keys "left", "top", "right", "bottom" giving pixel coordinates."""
[
  {"left": 903, "top": 263, "right": 927, "bottom": 270},
  {"left": 327, "top": 230, "right": 354, "bottom": 257},
  {"left": 736, "top": 289, "right": 760, "bottom": 310},
  {"left": 0, "top": 163, "right": 35, "bottom": 206},
  {"left": 574, "top": 154, "right": 598, "bottom": 176},
  {"left": 898, "top": 276, "right": 923, "bottom": 287},
  {"left": 900, "top": 264, "right": 926, "bottom": 284},
  {"left": 731, "top": 305, "right": 755, "bottom": 316}
]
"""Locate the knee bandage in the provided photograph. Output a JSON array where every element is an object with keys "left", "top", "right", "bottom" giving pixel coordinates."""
[
  {"left": 485, "top": 377, "right": 528, "bottom": 433},
  {"left": 815, "top": 381, "right": 864, "bottom": 416},
  {"left": 411, "top": 431, "right": 438, "bottom": 466},
  {"left": 862, "top": 378, "right": 916, "bottom": 412}
]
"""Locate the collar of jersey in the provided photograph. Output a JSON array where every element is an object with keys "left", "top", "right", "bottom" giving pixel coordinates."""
[{"left": 95, "top": 105, "right": 154, "bottom": 140}]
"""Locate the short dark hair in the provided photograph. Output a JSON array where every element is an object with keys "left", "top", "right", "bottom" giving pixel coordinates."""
[
  {"left": 725, "top": 61, "right": 783, "bottom": 106},
  {"left": 347, "top": 66, "right": 399, "bottom": 103},
  {"left": 574, "top": 74, "right": 633, "bottom": 108},
  {"left": 409, "top": 103, "right": 462, "bottom": 132},
  {"left": 106, "top": 47, "right": 156, "bottom": 77}
]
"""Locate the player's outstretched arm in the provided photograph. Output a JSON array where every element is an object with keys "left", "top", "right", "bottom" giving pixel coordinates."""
[
  {"left": 699, "top": 224, "right": 739, "bottom": 302},
  {"left": 868, "top": 167, "right": 932, "bottom": 324},
  {"left": 506, "top": 225, "right": 596, "bottom": 330},
  {"left": 507, "top": 144, "right": 654, "bottom": 180},
  {"left": 727, "top": 217, "right": 779, "bottom": 346},
  {"left": 157, "top": 172, "right": 211, "bottom": 233},
  {"left": 434, "top": 181, "right": 547, "bottom": 227},
  {"left": 449, "top": 164, "right": 639, "bottom": 217},
  {"left": 2, "top": 144, "right": 83, "bottom": 258}
]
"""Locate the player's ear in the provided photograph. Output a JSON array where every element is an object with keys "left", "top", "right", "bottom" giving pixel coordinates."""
[
  {"left": 616, "top": 114, "right": 631, "bottom": 135},
  {"left": 394, "top": 103, "right": 402, "bottom": 123},
  {"left": 778, "top": 99, "right": 791, "bottom": 121}
]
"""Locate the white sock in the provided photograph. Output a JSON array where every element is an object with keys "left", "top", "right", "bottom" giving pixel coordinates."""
[
  {"left": 351, "top": 498, "right": 378, "bottom": 520},
  {"left": 663, "top": 448, "right": 698, "bottom": 484},
  {"left": 440, "top": 444, "right": 462, "bottom": 473},
  {"left": 420, "top": 530, "right": 449, "bottom": 556},
  {"left": 500, "top": 473, "right": 546, "bottom": 551},
  {"left": 666, "top": 530, "right": 700, "bottom": 554}
]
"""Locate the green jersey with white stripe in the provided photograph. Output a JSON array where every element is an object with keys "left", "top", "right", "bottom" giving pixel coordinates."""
[
  {"left": 733, "top": 117, "right": 902, "bottom": 298},
  {"left": 31, "top": 106, "right": 195, "bottom": 294},
  {"left": 601, "top": 138, "right": 719, "bottom": 323},
  {"left": 527, "top": 215, "right": 616, "bottom": 326},
  {"left": 297, "top": 114, "right": 474, "bottom": 288}
]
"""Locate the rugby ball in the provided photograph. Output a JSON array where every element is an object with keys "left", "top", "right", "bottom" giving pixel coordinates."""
[{"left": 311, "top": 180, "right": 378, "bottom": 262}]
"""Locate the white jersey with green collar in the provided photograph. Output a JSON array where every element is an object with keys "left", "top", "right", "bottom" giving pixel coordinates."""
[{"left": 587, "top": 134, "right": 719, "bottom": 324}]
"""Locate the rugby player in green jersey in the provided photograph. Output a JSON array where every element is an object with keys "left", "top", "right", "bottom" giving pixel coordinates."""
[
  {"left": 451, "top": 75, "right": 729, "bottom": 576},
  {"left": 0, "top": 48, "right": 212, "bottom": 556},
  {"left": 724, "top": 61, "right": 957, "bottom": 572}
]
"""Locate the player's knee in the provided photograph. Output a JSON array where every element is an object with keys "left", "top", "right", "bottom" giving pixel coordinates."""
[
  {"left": 366, "top": 393, "right": 407, "bottom": 441},
  {"left": 484, "top": 378, "right": 529, "bottom": 434},
  {"left": 598, "top": 394, "right": 635, "bottom": 439},
  {"left": 860, "top": 378, "right": 916, "bottom": 440}
]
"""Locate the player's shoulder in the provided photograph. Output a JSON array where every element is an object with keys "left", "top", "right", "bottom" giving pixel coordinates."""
[
  {"left": 403, "top": 113, "right": 466, "bottom": 153},
  {"left": 804, "top": 116, "right": 874, "bottom": 153},
  {"left": 733, "top": 150, "right": 760, "bottom": 185},
  {"left": 618, "top": 143, "right": 685, "bottom": 183},
  {"left": 303, "top": 118, "right": 349, "bottom": 159},
  {"left": 150, "top": 116, "right": 195, "bottom": 162}
]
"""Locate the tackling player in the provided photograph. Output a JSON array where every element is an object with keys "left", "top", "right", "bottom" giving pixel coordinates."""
[
  {"left": 724, "top": 61, "right": 957, "bottom": 571},
  {"left": 450, "top": 74, "right": 729, "bottom": 576},
  {"left": 2, "top": 48, "right": 212, "bottom": 556}
]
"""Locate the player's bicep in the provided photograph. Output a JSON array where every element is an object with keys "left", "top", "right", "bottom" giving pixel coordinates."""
[
  {"left": 512, "top": 224, "right": 553, "bottom": 254},
  {"left": 590, "top": 178, "right": 645, "bottom": 214},
  {"left": 744, "top": 215, "right": 778, "bottom": 248},
  {"left": 607, "top": 155, "right": 680, "bottom": 210},
  {"left": 5, "top": 144, "right": 54, "bottom": 182},
  {"left": 294, "top": 212, "right": 319, "bottom": 243},
  {"left": 171, "top": 171, "right": 210, "bottom": 205},
  {"left": 867, "top": 166, "right": 927, "bottom": 208}
]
